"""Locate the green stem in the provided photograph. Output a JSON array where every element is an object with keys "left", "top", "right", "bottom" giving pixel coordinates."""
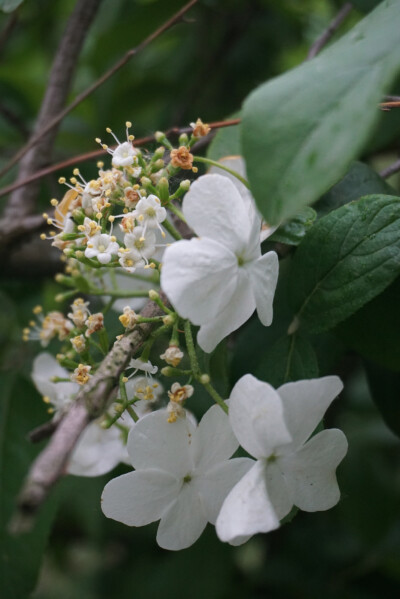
[
  {"left": 114, "top": 269, "right": 159, "bottom": 283},
  {"left": 184, "top": 320, "right": 200, "bottom": 377},
  {"left": 202, "top": 381, "right": 228, "bottom": 414},
  {"left": 88, "top": 287, "right": 150, "bottom": 298},
  {"left": 126, "top": 404, "right": 139, "bottom": 422},
  {"left": 162, "top": 218, "right": 183, "bottom": 241},
  {"left": 167, "top": 202, "right": 186, "bottom": 223},
  {"left": 193, "top": 156, "right": 250, "bottom": 188}
]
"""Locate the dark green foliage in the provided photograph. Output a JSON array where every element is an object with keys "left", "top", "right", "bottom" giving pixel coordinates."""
[{"left": 288, "top": 195, "right": 400, "bottom": 333}]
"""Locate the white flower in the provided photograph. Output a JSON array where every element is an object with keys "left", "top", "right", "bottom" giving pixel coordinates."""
[
  {"left": 132, "top": 194, "right": 166, "bottom": 235},
  {"left": 129, "top": 358, "right": 158, "bottom": 375},
  {"left": 101, "top": 405, "right": 253, "bottom": 550},
  {"left": 85, "top": 233, "right": 119, "bottom": 265},
  {"left": 32, "top": 352, "right": 78, "bottom": 413},
  {"left": 208, "top": 156, "right": 277, "bottom": 242},
  {"left": 31, "top": 353, "right": 131, "bottom": 477},
  {"left": 112, "top": 141, "right": 137, "bottom": 167},
  {"left": 216, "top": 375, "right": 348, "bottom": 546},
  {"left": 161, "top": 174, "right": 279, "bottom": 352},
  {"left": 118, "top": 227, "right": 156, "bottom": 272},
  {"left": 68, "top": 421, "right": 130, "bottom": 477}
]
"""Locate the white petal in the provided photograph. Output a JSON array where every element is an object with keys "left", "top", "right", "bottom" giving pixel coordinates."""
[
  {"left": 183, "top": 174, "right": 252, "bottom": 253},
  {"left": 157, "top": 482, "right": 207, "bottom": 550},
  {"left": 277, "top": 376, "right": 344, "bottom": 453},
  {"left": 31, "top": 352, "right": 78, "bottom": 408},
  {"left": 208, "top": 156, "right": 255, "bottom": 218},
  {"left": 193, "top": 403, "right": 238, "bottom": 471},
  {"left": 127, "top": 410, "right": 196, "bottom": 478},
  {"left": 98, "top": 252, "right": 112, "bottom": 264},
  {"left": 247, "top": 251, "right": 279, "bottom": 326},
  {"left": 216, "top": 460, "right": 280, "bottom": 544},
  {"left": 197, "top": 457, "right": 254, "bottom": 524},
  {"left": 265, "top": 461, "right": 293, "bottom": 520},
  {"left": 101, "top": 469, "right": 180, "bottom": 526},
  {"left": 85, "top": 247, "right": 98, "bottom": 259},
  {"left": 197, "top": 269, "right": 255, "bottom": 353},
  {"left": 229, "top": 374, "right": 292, "bottom": 459},
  {"left": 279, "top": 429, "right": 348, "bottom": 512},
  {"left": 67, "top": 421, "right": 128, "bottom": 477},
  {"left": 161, "top": 237, "right": 238, "bottom": 324}
]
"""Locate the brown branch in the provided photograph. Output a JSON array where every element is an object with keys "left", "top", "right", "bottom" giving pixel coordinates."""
[
  {"left": 0, "top": 118, "right": 240, "bottom": 201},
  {"left": 1, "top": 0, "right": 102, "bottom": 225},
  {"left": 379, "top": 159, "right": 400, "bottom": 179},
  {"left": 307, "top": 3, "right": 352, "bottom": 60},
  {"left": 11, "top": 295, "right": 169, "bottom": 533},
  {"left": 0, "top": 0, "right": 198, "bottom": 183},
  {"left": 379, "top": 101, "right": 400, "bottom": 111}
]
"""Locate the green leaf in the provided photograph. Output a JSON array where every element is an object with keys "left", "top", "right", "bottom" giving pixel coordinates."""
[
  {"left": 256, "top": 333, "right": 318, "bottom": 388},
  {"left": 0, "top": 374, "right": 59, "bottom": 599},
  {"left": 269, "top": 207, "right": 316, "bottom": 246},
  {"left": 336, "top": 275, "right": 400, "bottom": 371},
  {"left": 351, "top": 0, "right": 382, "bottom": 13},
  {"left": 364, "top": 361, "right": 400, "bottom": 438},
  {"left": 0, "top": 0, "right": 24, "bottom": 13},
  {"left": 242, "top": 0, "right": 400, "bottom": 225},
  {"left": 288, "top": 195, "right": 400, "bottom": 333},
  {"left": 206, "top": 113, "right": 241, "bottom": 161},
  {"left": 315, "top": 161, "right": 395, "bottom": 217}
]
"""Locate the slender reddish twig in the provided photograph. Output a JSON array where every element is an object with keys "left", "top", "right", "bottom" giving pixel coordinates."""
[
  {"left": 307, "top": 3, "right": 352, "bottom": 60},
  {"left": 0, "top": 118, "right": 241, "bottom": 200},
  {"left": 0, "top": 0, "right": 198, "bottom": 182}
]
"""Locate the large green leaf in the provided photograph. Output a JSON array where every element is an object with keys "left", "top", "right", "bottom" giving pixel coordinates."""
[
  {"left": 242, "top": 0, "right": 400, "bottom": 225},
  {"left": 288, "top": 195, "right": 400, "bottom": 333},
  {"left": 315, "top": 161, "right": 395, "bottom": 217},
  {"left": 256, "top": 333, "right": 318, "bottom": 388}
]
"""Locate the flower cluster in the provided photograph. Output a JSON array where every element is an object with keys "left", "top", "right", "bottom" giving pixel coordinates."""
[{"left": 27, "top": 119, "right": 348, "bottom": 552}]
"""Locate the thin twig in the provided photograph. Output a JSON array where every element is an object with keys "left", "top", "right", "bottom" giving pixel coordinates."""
[
  {"left": 379, "top": 159, "right": 400, "bottom": 179},
  {"left": 0, "top": 0, "right": 198, "bottom": 182},
  {"left": 1, "top": 0, "right": 103, "bottom": 225},
  {"left": 11, "top": 294, "right": 170, "bottom": 532},
  {"left": 0, "top": 118, "right": 240, "bottom": 200},
  {"left": 307, "top": 3, "right": 352, "bottom": 60},
  {"left": 379, "top": 101, "right": 400, "bottom": 111}
]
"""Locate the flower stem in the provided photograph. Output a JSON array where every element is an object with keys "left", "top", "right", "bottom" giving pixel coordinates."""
[
  {"left": 167, "top": 201, "right": 186, "bottom": 223},
  {"left": 162, "top": 218, "right": 183, "bottom": 241},
  {"left": 184, "top": 320, "right": 200, "bottom": 377},
  {"left": 193, "top": 156, "right": 250, "bottom": 188},
  {"left": 202, "top": 381, "right": 228, "bottom": 414}
]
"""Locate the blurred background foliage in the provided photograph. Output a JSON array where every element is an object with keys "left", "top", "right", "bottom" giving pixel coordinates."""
[{"left": 1, "top": 0, "right": 400, "bottom": 598}]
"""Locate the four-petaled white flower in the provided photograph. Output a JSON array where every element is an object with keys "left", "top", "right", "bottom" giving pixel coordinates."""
[
  {"left": 101, "top": 405, "right": 253, "bottom": 550},
  {"left": 216, "top": 374, "right": 348, "bottom": 546},
  {"left": 31, "top": 353, "right": 130, "bottom": 476},
  {"left": 161, "top": 174, "right": 279, "bottom": 352},
  {"left": 85, "top": 233, "right": 119, "bottom": 265}
]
